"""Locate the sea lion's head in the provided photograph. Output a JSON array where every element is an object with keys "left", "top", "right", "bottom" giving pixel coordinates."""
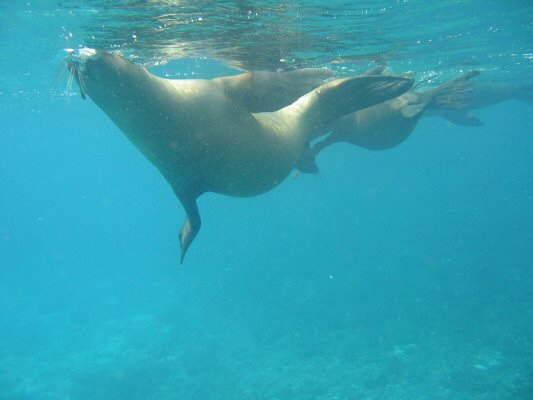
[{"left": 66, "top": 48, "right": 149, "bottom": 104}]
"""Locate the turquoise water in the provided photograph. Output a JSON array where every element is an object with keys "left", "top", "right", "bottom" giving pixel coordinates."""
[{"left": 1, "top": 1, "right": 533, "bottom": 399}]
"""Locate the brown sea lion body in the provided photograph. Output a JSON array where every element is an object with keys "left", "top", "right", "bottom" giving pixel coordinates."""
[{"left": 67, "top": 49, "right": 413, "bottom": 261}]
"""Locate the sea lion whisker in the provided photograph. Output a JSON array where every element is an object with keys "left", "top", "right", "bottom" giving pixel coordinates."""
[
  {"left": 53, "top": 64, "right": 70, "bottom": 95},
  {"left": 66, "top": 55, "right": 87, "bottom": 100},
  {"left": 77, "top": 71, "right": 88, "bottom": 100},
  {"left": 66, "top": 67, "right": 75, "bottom": 100},
  {"left": 66, "top": 67, "right": 74, "bottom": 102}
]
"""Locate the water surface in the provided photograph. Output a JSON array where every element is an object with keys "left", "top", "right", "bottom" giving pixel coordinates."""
[{"left": 1, "top": 1, "right": 532, "bottom": 399}]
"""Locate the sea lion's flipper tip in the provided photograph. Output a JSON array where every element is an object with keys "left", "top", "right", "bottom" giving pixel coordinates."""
[
  {"left": 295, "top": 145, "right": 320, "bottom": 174},
  {"left": 364, "top": 76, "right": 415, "bottom": 106},
  {"left": 362, "top": 65, "right": 387, "bottom": 76},
  {"left": 441, "top": 110, "right": 484, "bottom": 127},
  {"left": 427, "top": 70, "right": 481, "bottom": 111},
  {"left": 179, "top": 214, "right": 201, "bottom": 264},
  {"left": 467, "top": 115, "right": 484, "bottom": 126},
  {"left": 177, "top": 195, "right": 202, "bottom": 264}
]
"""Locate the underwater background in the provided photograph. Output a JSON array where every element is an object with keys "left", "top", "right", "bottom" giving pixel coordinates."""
[{"left": 1, "top": 1, "right": 532, "bottom": 399}]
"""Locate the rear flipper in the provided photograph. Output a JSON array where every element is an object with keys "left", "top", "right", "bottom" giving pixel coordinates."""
[{"left": 426, "top": 70, "right": 481, "bottom": 111}]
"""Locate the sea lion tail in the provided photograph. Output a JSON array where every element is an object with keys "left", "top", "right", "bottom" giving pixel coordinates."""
[
  {"left": 426, "top": 70, "right": 481, "bottom": 111},
  {"left": 285, "top": 75, "right": 414, "bottom": 140}
]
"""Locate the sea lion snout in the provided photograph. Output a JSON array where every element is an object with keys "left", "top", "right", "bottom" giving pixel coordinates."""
[
  {"left": 65, "top": 48, "right": 98, "bottom": 100},
  {"left": 65, "top": 47, "right": 99, "bottom": 72},
  {"left": 65, "top": 49, "right": 133, "bottom": 100}
]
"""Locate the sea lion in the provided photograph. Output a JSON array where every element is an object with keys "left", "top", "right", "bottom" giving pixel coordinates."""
[
  {"left": 297, "top": 70, "right": 480, "bottom": 173},
  {"left": 66, "top": 48, "right": 413, "bottom": 262},
  {"left": 220, "top": 68, "right": 335, "bottom": 112},
  {"left": 427, "top": 79, "right": 533, "bottom": 126}
]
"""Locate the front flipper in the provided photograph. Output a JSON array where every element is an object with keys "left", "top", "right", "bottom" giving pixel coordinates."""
[
  {"left": 177, "top": 193, "right": 202, "bottom": 264},
  {"left": 278, "top": 75, "right": 415, "bottom": 141}
]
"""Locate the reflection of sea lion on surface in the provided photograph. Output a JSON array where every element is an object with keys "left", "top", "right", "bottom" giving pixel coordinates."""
[
  {"left": 297, "top": 70, "right": 481, "bottom": 173},
  {"left": 67, "top": 49, "right": 414, "bottom": 262}
]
